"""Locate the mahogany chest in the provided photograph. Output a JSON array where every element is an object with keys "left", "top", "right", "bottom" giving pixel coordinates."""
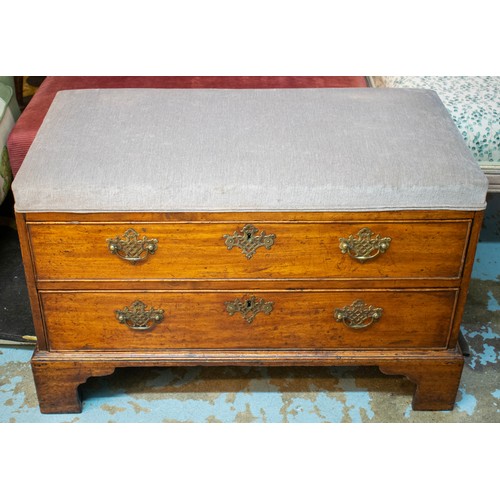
[{"left": 12, "top": 88, "right": 488, "bottom": 413}]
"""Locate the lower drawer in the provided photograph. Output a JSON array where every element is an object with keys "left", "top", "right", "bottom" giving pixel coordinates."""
[{"left": 41, "top": 289, "right": 458, "bottom": 351}]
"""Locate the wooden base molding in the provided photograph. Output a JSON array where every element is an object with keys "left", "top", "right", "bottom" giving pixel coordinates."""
[
  {"left": 31, "top": 359, "right": 117, "bottom": 414},
  {"left": 379, "top": 356, "right": 464, "bottom": 411},
  {"left": 31, "top": 348, "right": 464, "bottom": 414}
]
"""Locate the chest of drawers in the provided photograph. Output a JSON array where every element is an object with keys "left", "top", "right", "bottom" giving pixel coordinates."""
[{"left": 12, "top": 88, "right": 488, "bottom": 413}]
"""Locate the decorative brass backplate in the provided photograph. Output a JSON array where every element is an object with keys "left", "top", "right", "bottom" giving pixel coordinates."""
[
  {"left": 339, "top": 228, "right": 391, "bottom": 262},
  {"left": 107, "top": 229, "right": 158, "bottom": 263},
  {"left": 225, "top": 295, "right": 274, "bottom": 324},
  {"left": 115, "top": 300, "right": 164, "bottom": 331},
  {"left": 334, "top": 299, "right": 383, "bottom": 329},
  {"left": 223, "top": 224, "right": 276, "bottom": 259}
]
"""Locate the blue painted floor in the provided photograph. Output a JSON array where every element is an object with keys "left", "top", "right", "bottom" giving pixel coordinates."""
[{"left": 1, "top": 195, "right": 499, "bottom": 422}]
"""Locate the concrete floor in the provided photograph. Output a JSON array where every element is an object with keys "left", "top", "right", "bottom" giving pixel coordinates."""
[{"left": 1, "top": 195, "right": 498, "bottom": 422}]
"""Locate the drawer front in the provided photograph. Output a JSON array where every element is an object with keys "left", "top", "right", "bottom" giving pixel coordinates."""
[
  {"left": 29, "top": 221, "right": 469, "bottom": 280},
  {"left": 41, "top": 290, "right": 457, "bottom": 351}
]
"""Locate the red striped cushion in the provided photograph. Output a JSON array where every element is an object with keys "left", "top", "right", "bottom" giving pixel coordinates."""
[{"left": 7, "top": 76, "right": 367, "bottom": 176}]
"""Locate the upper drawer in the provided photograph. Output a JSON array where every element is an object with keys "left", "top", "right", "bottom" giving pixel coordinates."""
[{"left": 28, "top": 220, "right": 470, "bottom": 281}]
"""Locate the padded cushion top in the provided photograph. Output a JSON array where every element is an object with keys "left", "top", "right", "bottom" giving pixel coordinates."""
[{"left": 12, "top": 88, "right": 488, "bottom": 213}]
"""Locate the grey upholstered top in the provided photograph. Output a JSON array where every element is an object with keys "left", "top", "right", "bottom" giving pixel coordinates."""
[{"left": 12, "top": 88, "right": 488, "bottom": 213}]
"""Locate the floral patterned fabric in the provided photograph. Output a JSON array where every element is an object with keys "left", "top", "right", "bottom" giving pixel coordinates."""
[
  {"left": 0, "top": 146, "right": 12, "bottom": 200},
  {"left": 371, "top": 76, "right": 500, "bottom": 163},
  {"left": 0, "top": 81, "right": 17, "bottom": 205}
]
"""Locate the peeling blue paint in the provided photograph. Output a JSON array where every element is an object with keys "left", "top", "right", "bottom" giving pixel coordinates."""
[
  {"left": 456, "top": 388, "right": 477, "bottom": 416},
  {"left": 313, "top": 393, "right": 345, "bottom": 422},
  {"left": 461, "top": 325, "right": 499, "bottom": 369},
  {"left": 112, "top": 395, "right": 216, "bottom": 423},
  {"left": 469, "top": 344, "right": 498, "bottom": 369},
  {"left": 0, "top": 375, "right": 22, "bottom": 395},
  {"left": 487, "top": 291, "right": 500, "bottom": 311},
  {"left": 285, "top": 397, "right": 328, "bottom": 423},
  {"left": 0, "top": 346, "right": 32, "bottom": 363},
  {"left": 213, "top": 379, "right": 285, "bottom": 423},
  {"left": 479, "top": 344, "right": 497, "bottom": 365},
  {"left": 472, "top": 242, "right": 500, "bottom": 280},
  {"left": 403, "top": 404, "right": 412, "bottom": 419},
  {"left": 334, "top": 369, "right": 375, "bottom": 422},
  {"left": 462, "top": 325, "right": 500, "bottom": 341},
  {"left": 467, "top": 346, "right": 497, "bottom": 369},
  {"left": 79, "top": 368, "right": 352, "bottom": 423},
  {"left": 491, "top": 389, "right": 500, "bottom": 400}
]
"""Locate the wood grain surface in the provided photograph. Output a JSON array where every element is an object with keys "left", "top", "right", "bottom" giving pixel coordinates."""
[
  {"left": 29, "top": 220, "right": 470, "bottom": 281},
  {"left": 31, "top": 347, "right": 465, "bottom": 413},
  {"left": 16, "top": 209, "right": 482, "bottom": 413},
  {"left": 40, "top": 289, "right": 458, "bottom": 350}
]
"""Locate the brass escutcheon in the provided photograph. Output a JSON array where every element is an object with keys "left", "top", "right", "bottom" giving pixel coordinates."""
[
  {"left": 107, "top": 228, "right": 158, "bottom": 263},
  {"left": 225, "top": 295, "right": 274, "bottom": 324},
  {"left": 223, "top": 224, "right": 275, "bottom": 259},
  {"left": 115, "top": 300, "right": 164, "bottom": 331},
  {"left": 334, "top": 299, "right": 383, "bottom": 329},
  {"left": 339, "top": 227, "right": 391, "bottom": 262}
]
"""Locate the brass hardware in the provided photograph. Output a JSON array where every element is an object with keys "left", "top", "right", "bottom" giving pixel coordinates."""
[
  {"left": 107, "top": 229, "right": 158, "bottom": 263},
  {"left": 115, "top": 300, "right": 164, "bottom": 331},
  {"left": 339, "top": 228, "right": 391, "bottom": 262},
  {"left": 225, "top": 295, "right": 274, "bottom": 324},
  {"left": 223, "top": 224, "right": 275, "bottom": 259},
  {"left": 334, "top": 299, "right": 383, "bottom": 329}
]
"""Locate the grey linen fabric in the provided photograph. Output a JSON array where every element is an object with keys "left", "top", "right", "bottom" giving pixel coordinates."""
[{"left": 12, "top": 88, "right": 488, "bottom": 213}]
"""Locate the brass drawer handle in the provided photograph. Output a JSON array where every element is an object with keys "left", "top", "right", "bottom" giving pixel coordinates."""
[
  {"left": 115, "top": 300, "right": 164, "bottom": 331},
  {"left": 334, "top": 299, "right": 383, "bottom": 329},
  {"left": 223, "top": 224, "right": 276, "bottom": 259},
  {"left": 107, "top": 229, "right": 158, "bottom": 263},
  {"left": 225, "top": 295, "right": 274, "bottom": 324},
  {"left": 339, "top": 228, "right": 391, "bottom": 262}
]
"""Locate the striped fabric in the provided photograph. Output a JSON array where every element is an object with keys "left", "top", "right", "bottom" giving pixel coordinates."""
[{"left": 7, "top": 76, "right": 367, "bottom": 177}]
